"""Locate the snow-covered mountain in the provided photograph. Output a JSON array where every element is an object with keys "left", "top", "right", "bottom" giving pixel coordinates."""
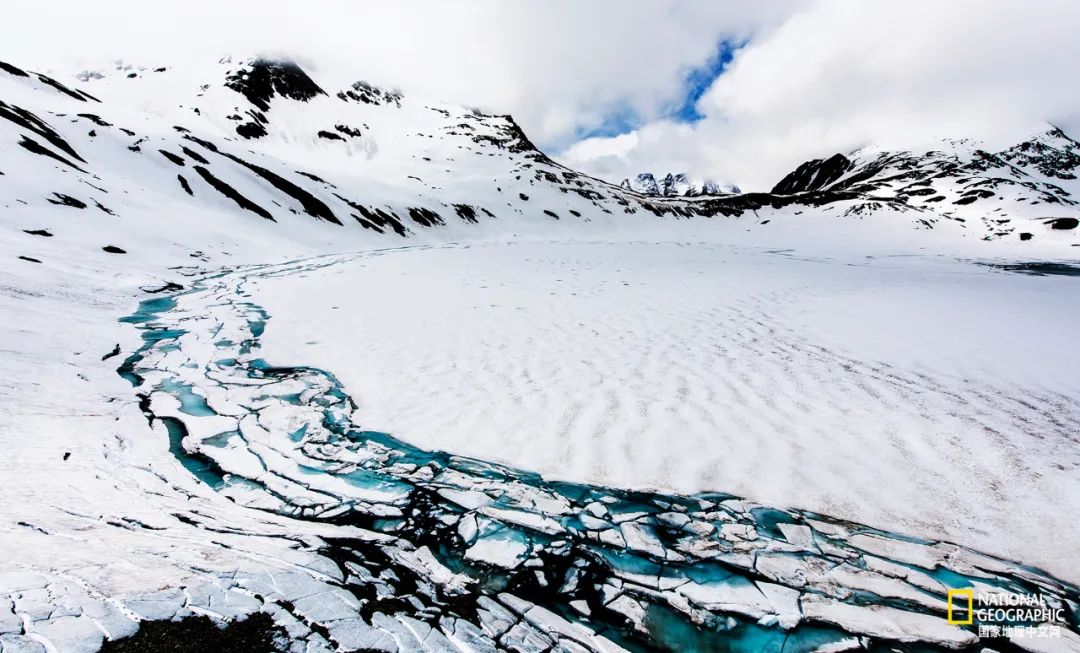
[
  {"left": 4, "top": 54, "right": 858, "bottom": 267},
  {"left": 771, "top": 128, "right": 1080, "bottom": 239},
  {"left": 3, "top": 55, "right": 1078, "bottom": 252},
  {"left": 2, "top": 56, "right": 647, "bottom": 237},
  {"left": 620, "top": 171, "right": 740, "bottom": 197},
  {"left": 0, "top": 56, "right": 803, "bottom": 245}
]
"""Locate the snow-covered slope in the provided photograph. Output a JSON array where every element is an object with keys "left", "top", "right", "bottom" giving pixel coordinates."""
[
  {"left": 1, "top": 56, "right": 656, "bottom": 242},
  {"left": 772, "top": 129, "right": 1080, "bottom": 241}
]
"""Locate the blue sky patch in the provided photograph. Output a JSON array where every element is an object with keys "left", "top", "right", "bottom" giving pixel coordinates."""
[
  {"left": 574, "top": 39, "right": 743, "bottom": 142},
  {"left": 669, "top": 39, "right": 742, "bottom": 123},
  {"left": 576, "top": 104, "right": 642, "bottom": 140}
]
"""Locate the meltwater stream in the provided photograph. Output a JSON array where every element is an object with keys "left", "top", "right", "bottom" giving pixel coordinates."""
[{"left": 117, "top": 251, "right": 1080, "bottom": 652}]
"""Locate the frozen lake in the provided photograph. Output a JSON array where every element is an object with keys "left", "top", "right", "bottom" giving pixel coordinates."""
[{"left": 251, "top": 241, "right": 1080, "bottom": 582}]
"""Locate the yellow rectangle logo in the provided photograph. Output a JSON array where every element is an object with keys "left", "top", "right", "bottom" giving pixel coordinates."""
[{"left": 948, "top": 588, "right": 974, "bottom": 625}]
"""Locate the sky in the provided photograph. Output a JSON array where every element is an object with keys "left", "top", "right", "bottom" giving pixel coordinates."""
[{"left": 4, "top": 0, "right": 1080, "bottom": 190}]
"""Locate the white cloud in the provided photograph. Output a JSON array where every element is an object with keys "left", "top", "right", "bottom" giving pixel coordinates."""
[
  {"left": 563, "top": 0, "right": 1080, "bottom": 189},
  {"left": 0, "top": 0, "right": 790, "bottom": 147},
  {"left": 6, "top": 1, "right": 1078, "bottom": 191}
]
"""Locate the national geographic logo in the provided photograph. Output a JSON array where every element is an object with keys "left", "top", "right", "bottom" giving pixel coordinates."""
[
  {"left": 947, "top": 589, "right": 974, "bottom": 625},
  {"left": 947, "top": 588, "right": 1067, "bottom": 639}
]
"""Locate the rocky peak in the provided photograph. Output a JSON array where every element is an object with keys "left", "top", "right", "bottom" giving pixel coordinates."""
[
  {"left": 661, "top": 173, "right": 691, "bottom": 197},
  {"left": 622, "top": 172, "right": 737, "bottom": 197},
  {"left": 224, "top": 59, "right": 327, "bottom": 112},
  {"left": 621, "top": 173, "right": 660, "bottom": 195}
]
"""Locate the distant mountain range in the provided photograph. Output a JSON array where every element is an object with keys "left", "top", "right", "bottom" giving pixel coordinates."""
[
  {"left": 620, "top": 172, "right": 740, "bottom": 197},
  {"left": 1, "top": 55, "right": 1077, "bottom": 252}
]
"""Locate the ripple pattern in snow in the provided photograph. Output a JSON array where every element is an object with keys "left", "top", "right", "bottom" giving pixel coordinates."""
[{"left": 110, "top": 248, "right": 1080, "bottom": 652}]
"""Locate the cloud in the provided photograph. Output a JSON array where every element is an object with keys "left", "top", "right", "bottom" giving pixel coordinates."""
[
  {"left": 0, "top": 0, "right": 791, "bottom": 148},
  {"left": 563, "top": 0, "right": 1080, "bottom": 189},
  {"left": 7, "top": 0, "right": 1078, "bottom": 191}
]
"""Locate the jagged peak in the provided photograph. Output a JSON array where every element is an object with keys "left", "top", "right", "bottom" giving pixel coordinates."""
[
  {"left": 622, "top": 171, "right": 737, "bottom": 197},
  {"left": 224, "top": 58, "right": 326, "bottom": 112}
]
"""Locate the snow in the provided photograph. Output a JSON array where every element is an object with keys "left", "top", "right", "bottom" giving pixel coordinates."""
[{"left": 252, "top": 240, "right": 1080, "bottom": 582}]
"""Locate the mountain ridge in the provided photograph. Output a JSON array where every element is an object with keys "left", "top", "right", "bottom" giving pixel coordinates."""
[
  {"left": 0, "top": 55, "right": 1077, "bottom": 251},
  {"left": 770, "top": 127, "right": 1080, "bottom": 239}
]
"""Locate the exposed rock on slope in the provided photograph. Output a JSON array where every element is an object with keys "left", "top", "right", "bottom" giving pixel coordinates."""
[
  {"left": 224, "top": 59, "right": 327, "bottom": 112},
  {"left": 337, "top": 79, "right": 403, "bottom": 107},
  {"left": 772, "top": 129, "right": 1080, "bottom": 239}
]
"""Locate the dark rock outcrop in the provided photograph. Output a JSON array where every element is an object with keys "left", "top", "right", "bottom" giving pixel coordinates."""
[
  {"left": 225, "top": 59, "right": 326, "bottom": 113},
  {"left": 337, "top": 80, "right": 403, "bottom": 108},
  {"left": 772, "top": 153, "right": 853, "bottom": 194}
]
